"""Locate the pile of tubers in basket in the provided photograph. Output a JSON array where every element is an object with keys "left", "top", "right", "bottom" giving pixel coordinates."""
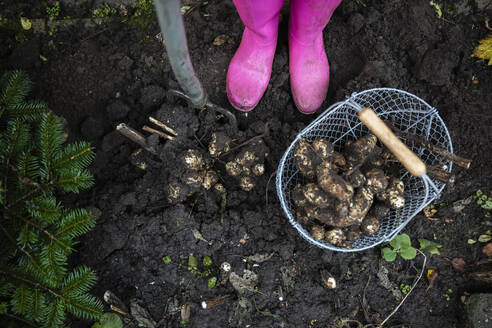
[{"left": 292, "top": 134, "right": 405, "bottom": 248}]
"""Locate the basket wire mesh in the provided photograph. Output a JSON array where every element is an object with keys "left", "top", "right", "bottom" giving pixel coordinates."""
[{"left": 276, "top": 88, "right": 453, "bottom": 252}]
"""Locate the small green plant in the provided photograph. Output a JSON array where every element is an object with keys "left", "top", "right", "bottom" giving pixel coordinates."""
[
  {"left": 443, "top": 288, "right": 453, "bottom": 301},
  {"left": 418, "top": 239, "right": 442, "bottom": 255},
  {"left": 46, "top": 1, "right": 61, "bottom": 22},
  {"left": 163, "top": 254, "right": 217, "bottom": 288},
  {"left": 475, "top": 189, "right": 492, "bottom": 210},
  {"left": 381, "top": 234, "right": 417, "bottom": 262},
  {"left": 429, "top": 0, "right": 443, "bottom": 18},
  {"left": 0, "top": 71, "right": 101, "bottom": 326},
  {"left": 127, "top": 0, "right": 156, "bottom": 35},
  {"left": 92, "top": 313, "right": 123, "bottom": 328},
  {"left": 93, "top": 3, "right": 117, "bottom": 18},
  {"left": 400, "top": 283, "right": 411, "bottom": 295},
  {"left": 133, "top": 0, "right": 155, "bottom": 17}
]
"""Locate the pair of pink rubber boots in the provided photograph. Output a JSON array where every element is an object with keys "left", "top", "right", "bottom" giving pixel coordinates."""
[{"left": 227, "top": 0, "right": 342, "bottom": 114}]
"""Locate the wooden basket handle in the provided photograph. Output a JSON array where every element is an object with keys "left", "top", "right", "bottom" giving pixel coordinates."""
[{"left": 358, "top": 108, "right": 427, "bottom": 177}]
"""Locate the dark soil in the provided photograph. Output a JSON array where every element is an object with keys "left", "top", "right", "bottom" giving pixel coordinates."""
[{"left": 2, "top": 0, "right": 492, "bottom": 327}]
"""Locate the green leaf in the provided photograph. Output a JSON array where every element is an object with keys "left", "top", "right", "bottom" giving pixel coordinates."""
[
  {"left": 16, "top": 151, "right": 41, "bottom": 181},
  {"left": 17, "top": 224, "right": 38, "bottom": 248},
  {"left": 203, "top": 256, "right": 213, "bottom": 267},
  {"left": 468, "top": 239, "right": 477, "bottom": 244},
  {"left": 381, "top": 247, "right": 397, "bottom": 262},
  {"left": 8, "top": 100, "right": 48, "bottom": 121},
  {"left": 0, "top": 301, "right": 7, "bottom": 314},
  {"left": 188, "top": 254, "right": 198, "bottom": 270},
  {"left": 429, "top": 0, "right": 442, "bottom": 18},
  {"left": 2, "top": 120, "right": 30, "bottom": 158},
  {"left": 38, "top": 112, "right": 64, "bottom": 179},
  {"left": 400, "top": 247, "right": 417, "bottom": 260},
  {"left": 41, "top": 299, "right": 65, "bottom": 328},
  {"left": 162, "top": 256, "right": 172, "bottom": 264},
  {"left": 55, "top": 169, "right": 94, "bottom": 193},
  {"left": 28, "top": 196, "right": 61, "bottom": 225},
  {"left": 20, "top": 17, "right": 32, "bottom": 30},
  {"left": 63, "top": 293, "right": 103, "bottom": 321},
  {"left": 57, "top": 208, "right": 95, "bottom": 239},
  {"left": 418, "top": 239, "right": 442, "bottom": 254},
  {"left": 207, "top": 276, "right": 217, "bottom": 289},
  {"left": 0, "top": 282, "right": 15, "bottom": 297},
  {"left": 483, "top": 200, "right": 492, "bottom": 210},
  {"left": 61, "top": 266, "right": 98, "bottom": 296},
  {"left": 40, "top": 243, "right": 67, "bottom": 282},
  {"left": 11, "top": 284, "right": 32, "bottom": 316},
  {"left": 389, "top": 234, "right": 411, "bottom": 250},
  {"left": 54, "top": 141, "right": 94, "bottom": 172},
  {"left": 0, "top": 70, "right": 31, "bottom": 111},
  {"left": 29, "top": 288, "right": 45, "bottom": 322},
  {"left": 92, "top": 312, "right": 123, "bottom": 328}
]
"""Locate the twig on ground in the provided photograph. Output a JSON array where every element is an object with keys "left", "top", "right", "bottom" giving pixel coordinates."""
[
  {"left": 201, "top": 294, "right": 235, "bottom": 309},
  {"left": 377, "top": 250, "right": 427, "bottom": 327},
  {"left": 361, "top": 276, "right": 378, "bottom": 324},
  {"left": 116, "top": 123, "right": 156, "bottom": 154},
  {"left": 149, "top": 116, "right": 178, "bottom": 137},
  {"left": 142, "top": 125, "right": 174, "bottom": 140},
  {"left": 223, "top": 121, "right": 271, "bottom": 156},
  {"left": 265, "top": 171, "right": 277, "bottom": 210},
  {"left": 485, "top": 18, "right": 492, "bottom": 31},
  {"left": 427, "top": 165, "right": 455, "bottom": 183},
  {"left": 386, "top": 119, "right": 471, "bottom": 169}
]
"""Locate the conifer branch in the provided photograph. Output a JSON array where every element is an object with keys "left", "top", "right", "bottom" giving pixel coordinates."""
[
  {"left": 0, "top": 223, "right": 51, "bottom": 282},
  {"left": 6, "top": 181, "right": 53, "bottom": 210},
  {"left": 1, "top": 312, "right": 37, "bottom": 327},
  {"left": 4, "top": 208, "right": 71, "bottom": 251},
  {"left": 0, "top": 70, "right": 101, "bottom": 326}
]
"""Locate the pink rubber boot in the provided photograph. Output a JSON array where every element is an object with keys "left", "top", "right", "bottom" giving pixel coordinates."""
[
  {"left": 289, "top": 0, "right": 342, "bottom": 114},
  {"left": 227, "top": 0, "right": 284, "bottom": 111}
]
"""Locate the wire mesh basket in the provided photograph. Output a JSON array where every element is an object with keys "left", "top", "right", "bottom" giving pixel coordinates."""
[{"left": 276, "top": 88, "right": 453, "bottom": 252}]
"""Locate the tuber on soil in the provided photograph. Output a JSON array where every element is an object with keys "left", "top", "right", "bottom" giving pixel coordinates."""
[
  {"left": 311, "top": 225, "right": 326, "bottom": 241},
  {"left": 312, "top": 139, "right": 334, "bottom": 161},
  {"left": 317, "top": 163, "right": 354, "bottom": 202},
  {"left": 345, "top": 133, "right": 378, "bottom": 170},
  {"left": 303, "top": 183, "right": 331, "bottom": 208},
  {"left": 224, "top": 139, "right": 268, "bottom": 191},
  {"left": 208, "top": 132, "right": 231, "bottom": 157},
  {"left": 378, "top": 177, "right": 405, "bottom": 209},
  {"left": 325, "top": 228, "right": 347, "bottom": 246},
  {"left": 289, "top": 134, "right": 407, "bottom": 248},
  {"left": 293, "top": 138, "right": 320, "bottom": 179},
  {"left": 364, "top": 168, "right": 388, "bottom": 194}
]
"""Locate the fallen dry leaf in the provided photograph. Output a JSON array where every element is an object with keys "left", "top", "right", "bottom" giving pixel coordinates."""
[
  {"left": 444, "top": 217, "right": 454, "bottom": 223},
  {"left": 469, "top": 271, "right": 492, "bottom": 283},
  {"left": 451, "top": 257, "right": 466, "bottom": 272},
  {"left": 482, "top": 242, "right": 492, "bottom": 257},
  {"left": 478, "top": 234, "right": 492, "bottom": 243},
  {"left": 213, "top": 34, "right": 230, "bottom": 46},
  {"left": 472, "top": 33, "right": 492, "bottom": 65},
  {"left": 181, "top": 304, "right": 190, "bottom": 322},
  {"left": 423, "top": 205, "right": 438, "bottom": 219},
  {"left": 426, "top": 269, "right": 438, "bottom": 292}
]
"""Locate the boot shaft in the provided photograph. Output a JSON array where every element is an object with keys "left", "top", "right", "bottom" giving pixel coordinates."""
[
  {"left": 233, "top": 0, "right": 284, "bottom": 44},
  {"left": 289, "top": 0, "right": 342, "bottom": 43}
]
